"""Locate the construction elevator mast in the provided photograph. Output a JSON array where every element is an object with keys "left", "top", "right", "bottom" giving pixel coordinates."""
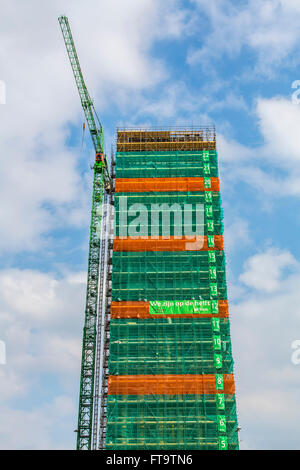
[{"left": 58, "top": 16, "right": 113, "bottom": 450}]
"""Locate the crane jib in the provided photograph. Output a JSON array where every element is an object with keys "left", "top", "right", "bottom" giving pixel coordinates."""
[{"left": 58, "top": 15, "right": 111, "bottom": 186}]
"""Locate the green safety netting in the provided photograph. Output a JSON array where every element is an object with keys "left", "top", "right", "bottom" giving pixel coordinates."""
[
  {"left": 112, "top": 251, "right": 226, "bottom": 270},
  {"left": 107, "top": 393, "right": 237, "bottom": 417},
  {"left": 110, "top": 317, "right": 231, "bottom": 336},
  {"left": 107, "top": 148, "right": 238, "bottom": 450},
  {"left": 112, "top": 252, "right": 228, "bottom": 299},
  {"left": 112, "top": 285, "right": 227, "bottom": 302},
  {"left": 105, "top": 394, "right": 238, "bottom": 450},
  {"left": 113, "top": 250, "right": 224, "bottom": 263},
  {"left": 112, "top": 271, "right": 227, "bottom": 289},
  {"left": 115, "top": 191, "right": 222, "bottom": 206},
  {"left": 115, "top": 223, "right": 224, "bottom": 237},
  {"left": 109, "top": 318, "right": 233, "bottom": 375},
  {"left": 115, "top": 151, "right": 219, "bottom": 179},
  {"left": 114, "top": 192, "right": 224, "bottom": 236}
]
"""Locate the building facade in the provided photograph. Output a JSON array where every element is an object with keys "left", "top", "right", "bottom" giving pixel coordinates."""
[{"left": 105, "top": 128, "right": 239, "bottom": 450}]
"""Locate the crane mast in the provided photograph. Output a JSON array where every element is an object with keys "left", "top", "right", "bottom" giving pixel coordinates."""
[{"left": 58, "top": 15, "right": 113, "bottom": 450}]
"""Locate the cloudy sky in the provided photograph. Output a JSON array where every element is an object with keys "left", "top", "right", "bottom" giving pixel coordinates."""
[{"left": 1, "top": 0, "right": 300, "bottom": 450}]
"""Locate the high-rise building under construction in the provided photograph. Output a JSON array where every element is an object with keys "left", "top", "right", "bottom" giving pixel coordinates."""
[
  {"left": 103, "top": 128, "right": 239, "bottom": 450},
  {"left": 58, "top": 16, "right": 239, "bottom": 451}
]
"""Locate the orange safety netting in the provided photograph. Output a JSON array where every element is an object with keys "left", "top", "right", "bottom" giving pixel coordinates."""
[
  {"left": 108, "top": 374, "right": 235, "bottom": 395},
  {"left": 113, "top": 235, "right": 224, "bottom": 252},
  {"left": 115, "top": 177, "right": 220, "bottom": 193},
  {"left": 110, "top": 300, "right": 229, "bottom": 319}
]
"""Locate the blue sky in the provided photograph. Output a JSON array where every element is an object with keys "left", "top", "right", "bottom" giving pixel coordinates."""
[{"left": 1, "top": 0, "right": 300, "bottom": 449}]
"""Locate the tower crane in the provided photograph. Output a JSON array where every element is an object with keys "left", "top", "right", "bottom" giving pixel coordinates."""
[{"left": 58, "top": 15, "right": 113, "bottom": 450}]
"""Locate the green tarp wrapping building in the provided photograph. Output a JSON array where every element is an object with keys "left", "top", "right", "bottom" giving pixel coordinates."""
[{"left": 106, "top": 128, "right": 239, "bottom": 450}]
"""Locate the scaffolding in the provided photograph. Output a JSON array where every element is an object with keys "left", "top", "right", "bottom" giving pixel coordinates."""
[
  {"left": 116, "top": 127, "right": 216, "bottom": 152},
  {"left": 106, "top": 393, "right": 237, "bottom": 450},
  {"left": 104, "top": 127, "right": 239, "bottom": 450}
]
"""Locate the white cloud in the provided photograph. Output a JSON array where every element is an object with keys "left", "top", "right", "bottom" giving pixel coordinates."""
[
  {"left": 217, "top": 135, "right": 252, "bottom": 167},
  {"left": 239, "top": 248, "right": 297, "bottom": 292},
  {"left": 135, "top": 81, "right": 198, "bottom": 119},
  {"left": 209, "top": 92, "right": 248, "bottom": 112},
  {"left": 217, "top": 95, "right": 300, "bottom": 199},
  {"left": 134, "top": 81, "right": 249, "bottom": 122},
  {"left": 0, "top": 395, "right": 77, "bottom": 450},
  {"left": 188, "top": 0, "right": 300, "bottom": 75},
  {"left": 256, "top": 97, "right": 300, "bottom": 166},
  {"left": 0, "top": 268, "right": 85, "bottom": 391},
  {"left": 231, "top": 247, "right": 300, "bottom": 449},
  {"left": 0, "top": 267, "right": 86, "bottom": 448},
  {"left": 224, "top": 217, "right": 251, "bottom": 254}
]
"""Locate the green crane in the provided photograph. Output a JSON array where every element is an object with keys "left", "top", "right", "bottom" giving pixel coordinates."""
[{"left": 58, "top": 15, "right": 111, "bottom": 450}]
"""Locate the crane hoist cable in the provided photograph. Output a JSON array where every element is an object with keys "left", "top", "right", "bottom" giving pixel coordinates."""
[{"left": 81, "top": 122, "right": 86, "bottom": 153}]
